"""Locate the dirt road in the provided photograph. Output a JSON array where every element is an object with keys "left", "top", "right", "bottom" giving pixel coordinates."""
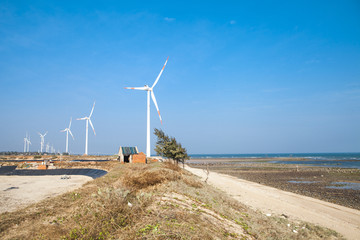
[{"left": 186, "top": 166, "right": 360, "bottom": 240}]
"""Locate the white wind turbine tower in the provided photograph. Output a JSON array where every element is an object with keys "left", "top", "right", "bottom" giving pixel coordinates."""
[
  {"left": 24, "top": 133, "right": 28, "bottom": 152},
  {"left": 27, "top": 135, "right": 31, "bottom": 152},
  {"left": 125, "top": 57, "right": 168, "bottom": 157},
  {"left": 46, "top": 143, "right": 49, "bottom": 153},
  {"left": 38, "top": 132, "right": 47, "bottom": 153},
  {"left": 77, "top": 102, "right": 96, "bottom": 155},
  {"left": 61, "top": 117, "right": 75, "bottom": 154}
]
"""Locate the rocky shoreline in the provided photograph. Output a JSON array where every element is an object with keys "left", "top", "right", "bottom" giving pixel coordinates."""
[{"left": 188, "top": 158, "right": 360, "bottom": 211}]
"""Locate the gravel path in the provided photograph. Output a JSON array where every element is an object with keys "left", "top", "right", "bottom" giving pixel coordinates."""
[{"left": 186, "top": 165, "right": 360, "bottom": 240}]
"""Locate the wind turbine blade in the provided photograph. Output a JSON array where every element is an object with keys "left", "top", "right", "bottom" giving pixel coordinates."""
[
  {"left": 69, "top": 129, "right": 75, "bottom": 140},
  {"left": 44, "top": 131, "right": 48, "bottom": 136},
  {"left": 60, "top": 129, "right": 66, "bottom": 132},
  {"left": 69, "top": 117, "right": 72, "bottom": 129},
  {"left": 124, "top": 87, "right": 148, "bottom": 90},
  {"left": 152, "top": 56, "right": 169, "bottom": 89},
  {"left": 89, "top": 119, "right": 96, "bottom": 136},
  {"left": 151, "top": 91, "right": 163, "bottom": 124},
  {"left": 89, "top": 101, "right": 95, "bottom": 118},
  {"left": 77, "top": 117, "right": 87, "bottom": 120}
]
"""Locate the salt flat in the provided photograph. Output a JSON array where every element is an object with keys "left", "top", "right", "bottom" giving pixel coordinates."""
[{"left": 0, "top": 175, "right": 92, "bottom": 214}]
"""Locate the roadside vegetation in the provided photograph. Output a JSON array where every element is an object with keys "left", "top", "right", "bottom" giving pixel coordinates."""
[
  {"left": 154, "top": 128, "right": 189, "bottom": 166},
  {"left": 0, "top": 161, "right": 343, "bottom": 239}
]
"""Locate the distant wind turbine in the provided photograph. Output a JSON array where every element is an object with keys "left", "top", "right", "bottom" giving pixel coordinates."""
[
  {"left": 38, "top": 132, "right": 47, "bottom": 153},
  {"left": 125, "top": 57, "right": 168, "bottom": 157},
  {"left": 27, "top": 135, "right": 31, "bottom": 152},
  {"left": 61, "top": 117, "right": 75, "bottom": 154},
  {"left": 46, "top": 143, "right": 49, "bottom": 153},
  {"left": 77, "top": 102, "right": 96, "bottom": 155},
  {"left": 24, "top": 133, "right": 28, "bottom": 153}
]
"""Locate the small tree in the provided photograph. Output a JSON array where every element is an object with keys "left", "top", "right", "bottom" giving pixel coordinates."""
[{"left": 154, "top": 128, "right": 189, "bottom": 166}]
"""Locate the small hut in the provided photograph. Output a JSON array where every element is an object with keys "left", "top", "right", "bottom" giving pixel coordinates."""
[{"left": 118, "top": 146, "right": 146, "bottom": 164}]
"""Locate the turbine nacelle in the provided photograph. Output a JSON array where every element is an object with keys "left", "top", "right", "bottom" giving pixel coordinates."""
[
  {"left": 77, "top": 102, "right": 96, "bottom": 136},
  {"left": 61, "top": 117, "right": 75, "bottom": 140},
  {"left": 77, "top": 102, "right": 96, "bottom": 155},
  {"left": 38, "top": 131, "right": 48, "bottom": 140},
  {"left": 38, "top": 131, "right": 47, "bottom": 153},
  {"left": 61, "top": 117, "right": 75, "bottom": 154},
  {"left": 125, "top": 57, "right": 168, "bottom": 124}
]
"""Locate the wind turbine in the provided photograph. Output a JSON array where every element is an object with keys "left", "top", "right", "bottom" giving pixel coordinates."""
[
  {"left": 46, "top": 143, "right": 49, "bottom": 153},
  {"left": 61, "top": 117, "right": 75, "bottom": 154},
  {"left": 38, "top": 132, "right": 47, "bottom": 153},
  {"left": 27, "top": 135, "right": 31, "bottom": 152},
  {"left": 77, "top": 102, "right": 96, "bottom": 155},
  {"left": 125, "top": 57, "right": 168, "bottom": 157},
  {"left": 24, "top": 133, "right": 28, "bottom": 152}
]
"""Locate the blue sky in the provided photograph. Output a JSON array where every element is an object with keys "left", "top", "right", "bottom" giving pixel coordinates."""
[{"left": 0, "top": 0, "right": 359, "bottom": 155}]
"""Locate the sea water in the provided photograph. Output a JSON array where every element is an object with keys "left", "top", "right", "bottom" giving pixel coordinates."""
[
  {"left": 190, "top": 153, "right": 360, "bottom": 169},
  {"left": 326, "top": 182, "right": 360, "bottom": 190}
]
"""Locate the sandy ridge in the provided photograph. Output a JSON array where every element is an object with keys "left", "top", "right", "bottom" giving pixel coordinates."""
[{"left": 185, "top": 165, "right": 360, "bottom": 240}]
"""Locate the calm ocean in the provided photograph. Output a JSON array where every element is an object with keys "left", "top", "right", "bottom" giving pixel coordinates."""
[{"left": 190, "top": 153, "right": 360, "bottom": 169}]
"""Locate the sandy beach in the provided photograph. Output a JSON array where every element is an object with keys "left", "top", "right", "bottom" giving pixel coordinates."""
[
  {"left": 185, "top": 163, "right": 360, "bottom": 240},
  {"left": 0, "top": 175, "right": 92, "bottom": 214}
]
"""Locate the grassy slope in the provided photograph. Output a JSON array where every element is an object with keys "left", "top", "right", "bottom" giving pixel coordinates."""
[{"left": 0, "top": 162, "right": 343, "bottom": 239}]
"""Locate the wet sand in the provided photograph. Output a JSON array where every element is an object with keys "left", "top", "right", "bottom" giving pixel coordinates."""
[{"left": 0, "top": 175, "right": 92, "bottom": 214}]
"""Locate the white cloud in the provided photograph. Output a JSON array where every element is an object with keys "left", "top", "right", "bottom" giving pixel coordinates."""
[{"left": 164, "top": 17, "right": 175, "bottom": 22}]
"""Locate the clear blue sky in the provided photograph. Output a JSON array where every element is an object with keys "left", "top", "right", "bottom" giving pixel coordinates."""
[{"left": 0, "top": 0, "right": 359, "bottom": 155}]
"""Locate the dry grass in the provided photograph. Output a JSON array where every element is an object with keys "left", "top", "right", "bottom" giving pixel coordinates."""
[
  {"left": 163, "top": 161, "right": 182, "bottom": 172},
  {"left": 0, "top": 162, "right": 344, "bottom": 240},
  {"left": 122, "top": 163, "right": 182, "bottom": 190}
]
